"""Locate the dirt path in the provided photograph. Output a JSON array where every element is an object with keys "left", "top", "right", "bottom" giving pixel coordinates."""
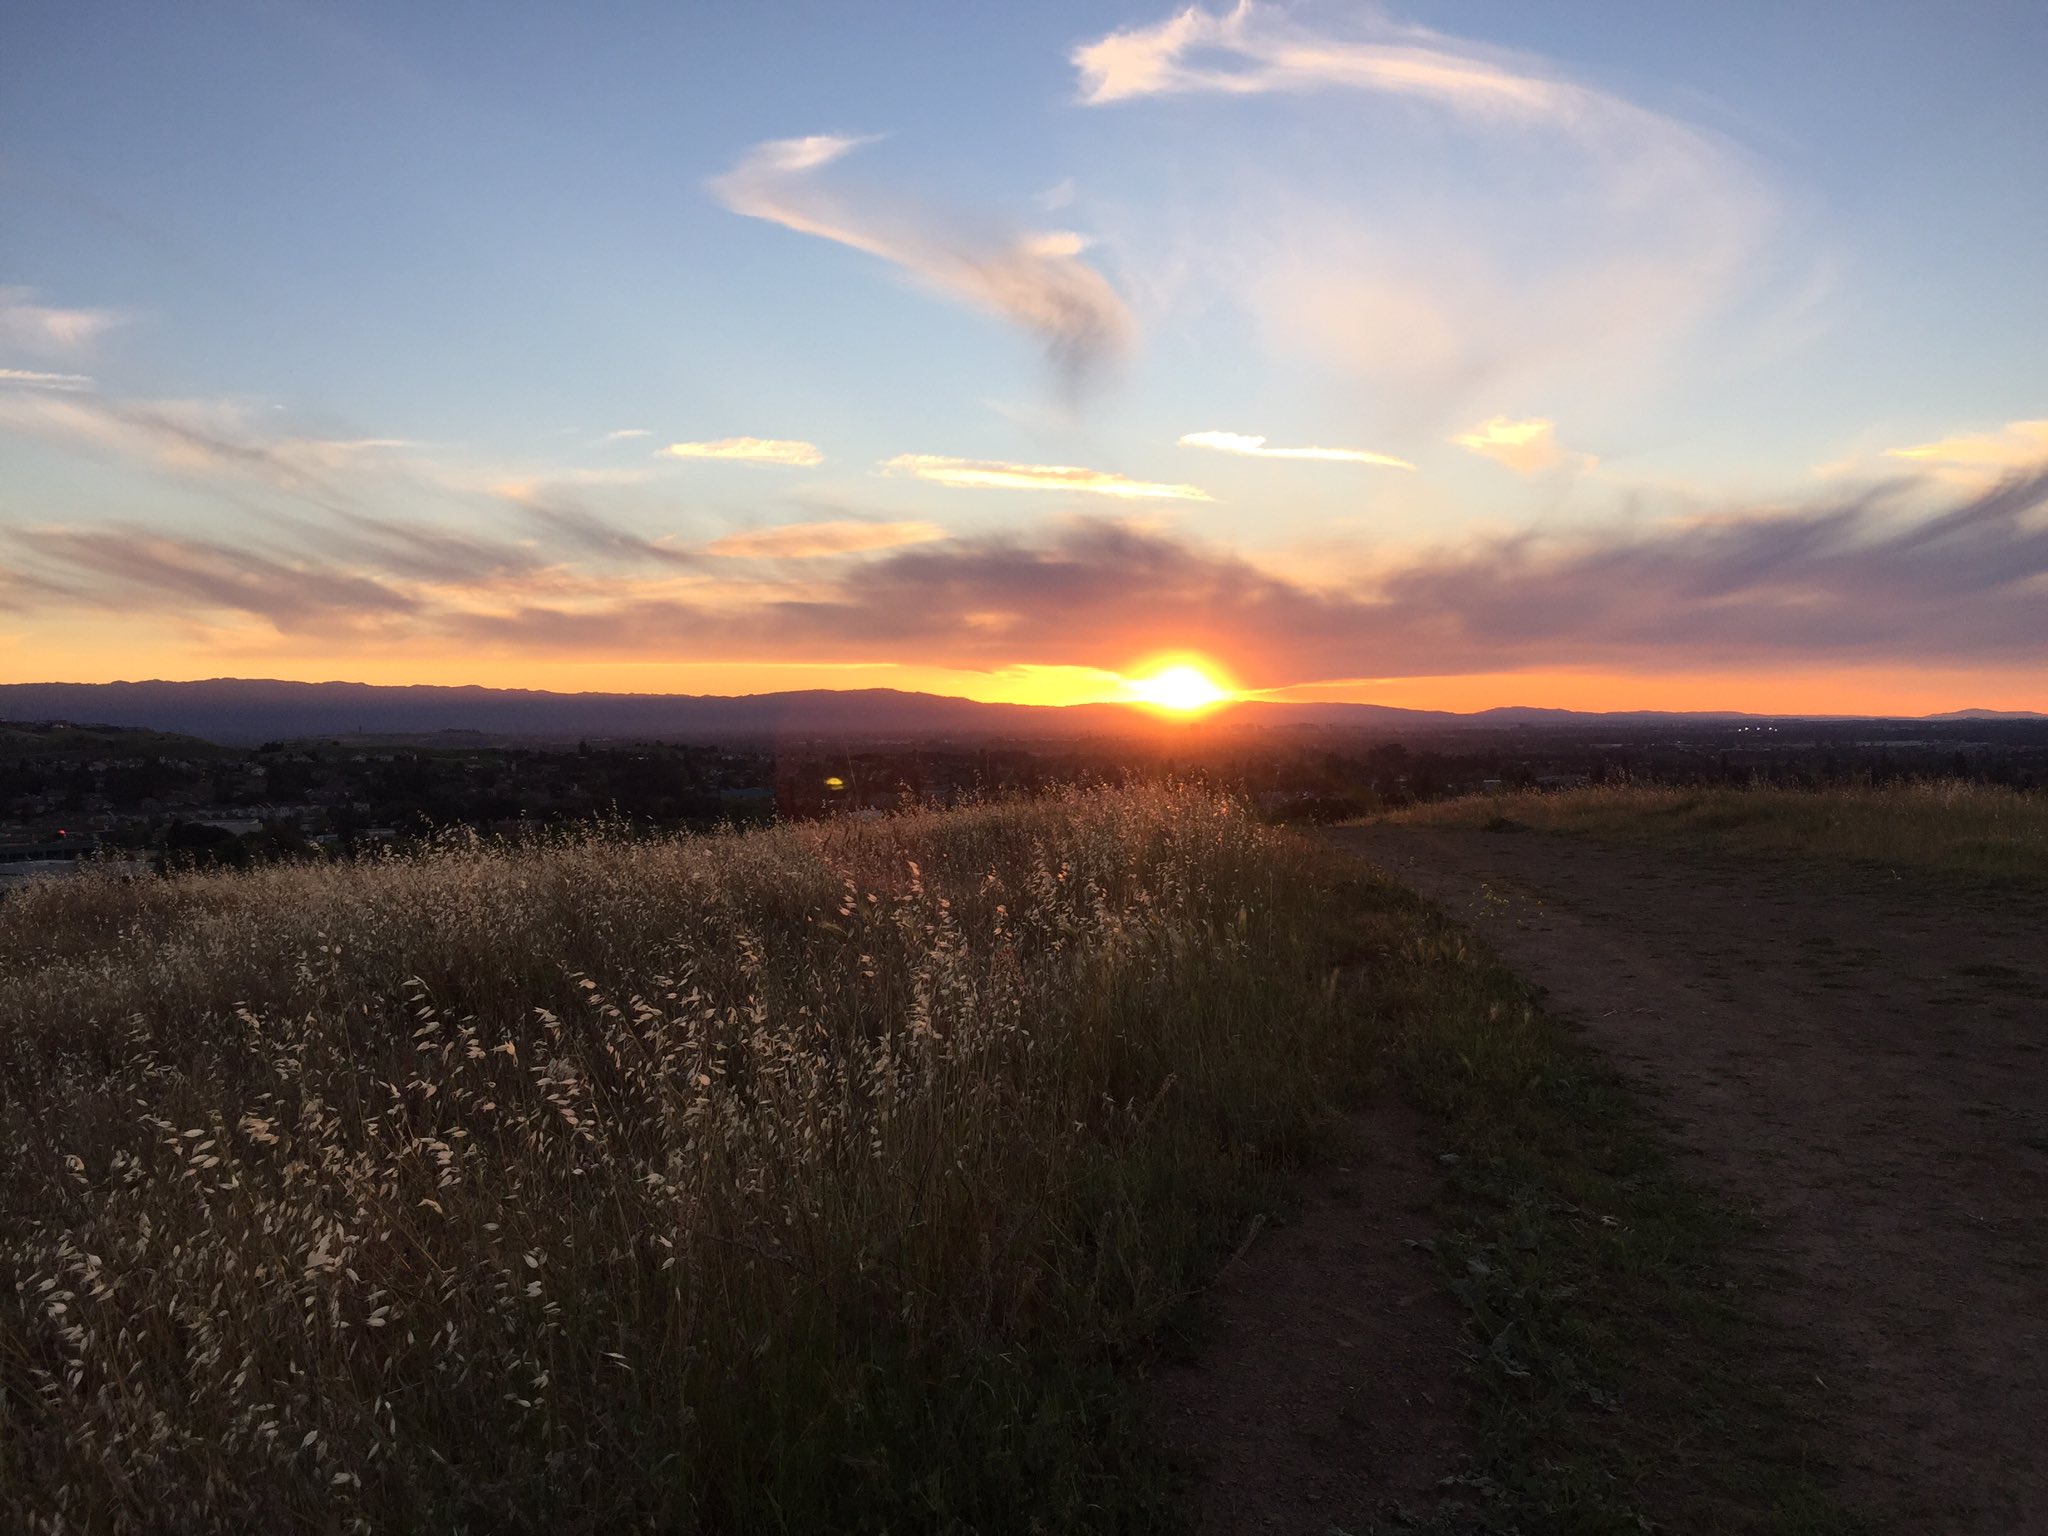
[
  {"left": 1327, "top": 825, "right": 2048, "bottom": 1534},
  {"left": 1148, "top": 1099, "right": 1469, "bottom": 1534}
]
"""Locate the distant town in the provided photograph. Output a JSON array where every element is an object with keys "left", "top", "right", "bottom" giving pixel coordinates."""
[{"left": 6, "top": 710, "right": 2046, "bottom": 893}]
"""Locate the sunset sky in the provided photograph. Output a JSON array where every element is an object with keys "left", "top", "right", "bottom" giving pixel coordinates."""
[{"left": 3, "top": 2, "right": 2044, "bottom": 713}]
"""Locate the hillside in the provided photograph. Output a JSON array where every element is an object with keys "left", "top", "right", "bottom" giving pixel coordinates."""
[
  {"left": 4, "top": 785, "right": 1931, "bottom": 1531},
  {"left": 1, "top": 787, "right": 1365, "bottom": 1529}
]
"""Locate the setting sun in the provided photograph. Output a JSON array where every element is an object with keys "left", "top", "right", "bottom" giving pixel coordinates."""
[{"left": 1123, "top": 660, "right": 1235, "bottom": 713}]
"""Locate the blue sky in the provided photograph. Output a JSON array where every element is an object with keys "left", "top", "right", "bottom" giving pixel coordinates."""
[{"left": 3, "top": 2, "right": 2044, "bottom": 710}]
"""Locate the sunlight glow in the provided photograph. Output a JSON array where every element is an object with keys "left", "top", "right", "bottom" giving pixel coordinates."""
[{"left": 1122, "top": 659, "right": 1235, "bottom": 713}]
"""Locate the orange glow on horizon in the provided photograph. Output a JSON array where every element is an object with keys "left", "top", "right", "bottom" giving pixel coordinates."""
[
  {"left": 1120, "top": 657, "right": 1236, "bottom": 714},
  {"left": 1114, "top": 655, "right": 1236, "bottom": 716},
  {"left": 4, "top": 626, "right": 2042, "bottom": 718}
]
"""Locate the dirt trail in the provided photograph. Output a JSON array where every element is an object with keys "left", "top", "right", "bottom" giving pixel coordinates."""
[
  {"left": 1149, "top": 1099, "right": 1468, "bottom": 1534},
  {"left": 1327, "top": 825, "right": 2048, "bottom": 1534}
]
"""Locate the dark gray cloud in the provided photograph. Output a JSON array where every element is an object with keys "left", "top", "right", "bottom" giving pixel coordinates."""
[
  {"left": 446, "top": 472, "right": 2048, "bottom": 682},
  {"left": 711, "top": 135, "right": 1133, "bottom": 397},
  {"left": 9, "top": 525, "right": 418, "bottom": 633},
  {"left": 8, "top": 474, "right": 2045, "bottom": 682},
  {"left": 520, "top": 500, "right": 702, "bottom": 568},
  {"left": 286, "top": 510, "right": 547, "bottom": 585}
]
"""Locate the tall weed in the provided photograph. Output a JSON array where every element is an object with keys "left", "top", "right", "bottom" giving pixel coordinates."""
[{"left": 1, "top": 786, "right": 1355, "bottom": 1533}]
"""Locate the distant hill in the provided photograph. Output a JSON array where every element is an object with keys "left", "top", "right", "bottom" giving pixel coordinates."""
[
  {"left": 0, "top": 719, "right": 234, "bottom": 759},
  {"left": 0, "top": 677, "right": 2031, "bottom": 746},
  {"left": 0, "top": 678, "right": 1454, "bottom": 744},
  {"left": 1922, "top": 708, "right": 2048, "bottom": 720}
]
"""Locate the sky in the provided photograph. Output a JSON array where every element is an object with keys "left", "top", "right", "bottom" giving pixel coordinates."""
[{"left": 2, "top": 0, "right": 2045, "bottom": 713}]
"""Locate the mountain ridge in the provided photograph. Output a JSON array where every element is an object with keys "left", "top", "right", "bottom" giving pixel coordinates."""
[{"left": 0, "top": 678, "right": 2038, "bottom": 746}]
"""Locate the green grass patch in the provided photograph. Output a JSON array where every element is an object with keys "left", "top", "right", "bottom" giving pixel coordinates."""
[
  {"left": 1344, "top": 868, "right": 1862, "bottom": 1533},
  {"left": 1383, "top": 780, "right": 2048, "bottom": 882}
]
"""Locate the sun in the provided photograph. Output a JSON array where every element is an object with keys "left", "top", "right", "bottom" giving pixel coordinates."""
[{"left": 1123, "top": 659, "right": 1235, "bottom": 714}]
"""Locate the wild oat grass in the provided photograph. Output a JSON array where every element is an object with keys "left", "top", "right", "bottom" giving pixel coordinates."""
[
  {"left": 1384, "top": 779, "right": 2048, "bottom": 880},
  {"left": 0, "top": 785, "right": 1358, "bottom": 1533}
]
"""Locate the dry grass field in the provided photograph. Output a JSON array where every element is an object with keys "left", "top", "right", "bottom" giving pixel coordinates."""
[
  {"left": 1387, "top": 778, "right": 2048, "bottom": 880},
  {"left": 3, "top": 784, "right": 1891, "bottom": 1534},
  {"left": 1, "top": 786, "right": 1383, "bottom": 1533}
]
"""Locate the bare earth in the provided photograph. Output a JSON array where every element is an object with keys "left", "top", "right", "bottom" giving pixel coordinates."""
[
  {"left": 1313, "top": 825, "right": 2048, "bottom": 1534},
  {"left": 1149, "top": 1098, "right": 1469, "bottom": 1534}
]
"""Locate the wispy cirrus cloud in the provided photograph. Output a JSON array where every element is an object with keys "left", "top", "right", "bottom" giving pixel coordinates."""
[
  {"left": 0, "top": 367, "right": 94, "bottom": 391},
  {"left": 1, "top": 495, "right": 726, "bottom": 633},
  {"left": 604, "top": 427, "right": 652, "bottom": 442},
  {"left": 0, "top": 287, "right": 125, "bottom": 355},
  {"left": 1452, "top": 416, "right": 1593, "bottom": 475},
  {"left": 659, "top": 436, "right": 823, "bottom": 466},
  {"left": 285, "top": 510, "right": 548, "bottom": 587},
  {"left": 8, "top": 525, "right": 418, "bottom": 633},
  {"left": 438, "top": 474, "right": 2048, "bottom": 683},
  {"left": 1075, "top": 5, "right": 1559, "bottom": 112},
  {"left": 1884, "top": 420, "right": 2048, "bottom": 483},
  {"left": 1179, "top": 430, "right": 1412, "bottom": 469},
  {"left": 516, "top": 501, "right": 700, "bottom": 569},
  {"left": 0, "top": 389, "right": 428, "bottom": 497},
  {"left": 1070, "top": 5, "right": 1783, "bottom": 424},
  {"left": 11, "top": 471, "right": 2047, "bottom": 685},
  {"left": 708, "top": 520, "right": 947, "bottom": 559},
  {"left": 485, "top": 467, "right": 652, "bottom": 500},
  {"left": 709, "top": 135, "right": 1133, "bottom": 393},
  {"left": 881, "top": 453, "right": 1212, "bottom": 501}
]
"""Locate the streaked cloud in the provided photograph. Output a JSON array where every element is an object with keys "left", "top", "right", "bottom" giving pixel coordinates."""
[
  {"left": 659, "top": 436, "right": 823, "bottom": 466},
  {"left": 708, "top": 520, "right": 947, "bottom": 559},
  {"left": 0, "top": 287, "right": 124, "bottom": 354},
  {"left": 1885, "top": 420, "right": 2048, "bottom": 475},
  {"left": 285, "top": 511, "right": 547, "bottom": 588},
  {"left": 1452, "top": 416, "right": 1593, "bottom": 475},
  {"left": 1074, "top": 5, "right": 1562, "bottom": 113},
  {"left": 881, "top": 453, "right": 1212, "bottom": 501},
  {"left": 8, "top": 525, "right": 417, "bottom": 633},
  {"left": 1038, "top": 178, "right": 1078, "bottom": 211},
  {"left": 1070, "top": 5, "right": 1780, "bottom": 422},
  {"left": 1180, "top": 430, "right": 1412, "bottom": 469},
  {"left": 0, "top": 391, "right": 363, "bottom": 490},
  {"left": 443, "top": 474, "right": 2048, "bottom": 682},
  {"left": 0, "top": 367, "right": 94, "bottom": 391},
  {"left": 604, "top": 427, "right": 652, "bottom": 441},
  {"left": 486, "top": 467, "right": 652, "bottom": 500},
  {"left": 521, "top": 502, "right": 700, "bottom": 569},
  {"left": 710, "top": 135, "right": 1133, "bottom": 392},
  {"left": 12, "top": 473, "right": 2047, "bottom": 684}
]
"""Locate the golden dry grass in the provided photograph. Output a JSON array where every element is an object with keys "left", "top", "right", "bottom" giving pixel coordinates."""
[
  {"left": 1383, "top": 779, "right": 2048, "bottom": 880},
  {"left": 0, "top": 786, "right": 1361, "bottom": 1533}
]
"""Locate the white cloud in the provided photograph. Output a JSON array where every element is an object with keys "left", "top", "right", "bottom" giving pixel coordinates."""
[
  {"left": 0, "top": 287, "right": 125, "bottom": 354},
  {"left": 1069, "top": 5, "right": 1781, "bottom": 423},
  {"left": 660, "top": 436, "right": 823, "bottom": 466},
  {"left": 0, "top": 367, "right": 94, "bottom": 391},
  {"left": 1809, "top": 419, "right": 2048, "bottom": 491},
  {"left": 707, "top": 520, "right": 946, "bottom": 559},
  {"left": 1180, "top": 429, "right": 1412, "bottom": 468},
  {"left": 604, "top": 427, "right": 651, "bottom": 441},
  {"left": 487, "top": 468, "right": 653, "bottom": 500},
  {"left": 1452, "top": 415, "right": 1593, "bottom": 474},
  {"left": 710, "top": 135, "right": 1133, "bottom": 391},
  {"left": 1885, "top": 420, "right": 2048, "bottom": 474},
  {"left": 1075, "top": 5, "right": 1560, "bottom": 114},
  {"left": 1038, "top": 177, "right": 1078, "bottom": 211},
  {"left": 0, "top": 390, "right": 442, "bottom": 500},
  {"left": 882, "top": 453, "right": 1212, "bottom": 500}
]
